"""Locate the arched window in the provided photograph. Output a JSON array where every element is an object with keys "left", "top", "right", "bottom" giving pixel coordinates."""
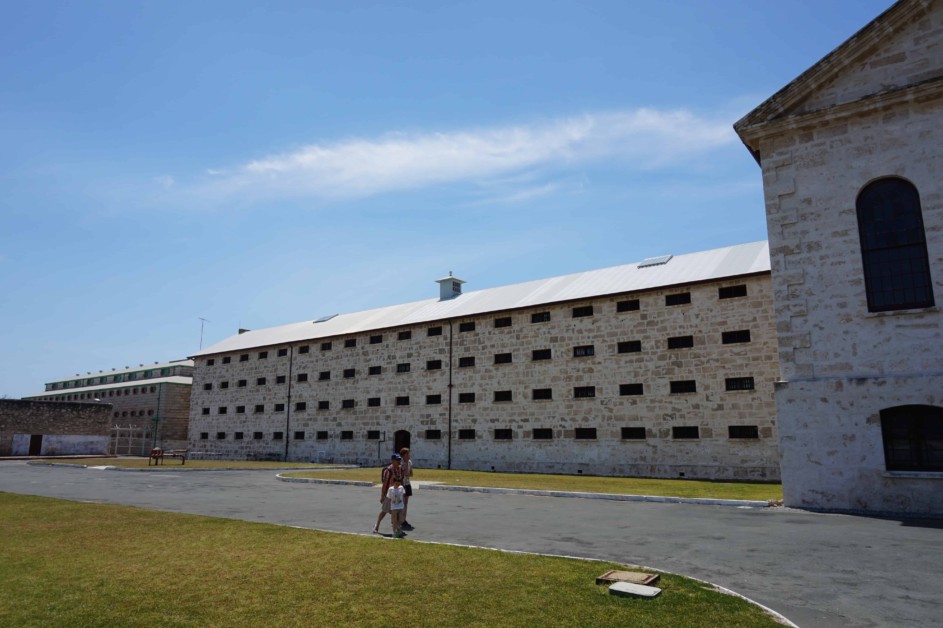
[
  {"left": 881, "top": 405, "right": 943, "bottom": 472},
  {"left": 856, "top": 178, "right": 934, "bottom": 312}
]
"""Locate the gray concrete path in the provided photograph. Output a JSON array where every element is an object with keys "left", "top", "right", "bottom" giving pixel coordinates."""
[{"left": 1, "top": 461, "right": 941, "bottom": 627}]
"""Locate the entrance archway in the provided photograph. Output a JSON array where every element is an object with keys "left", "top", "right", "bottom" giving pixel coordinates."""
[{"left": 394, "top": 430, "right": 410, "bottom": 455}]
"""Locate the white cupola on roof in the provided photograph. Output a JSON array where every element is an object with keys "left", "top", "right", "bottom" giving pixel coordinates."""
[{"left": 435, "top": 272, "right": 465, "bottom": 301}]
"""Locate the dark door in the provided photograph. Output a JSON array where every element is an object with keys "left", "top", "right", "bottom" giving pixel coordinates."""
[
  {"left": 393, "top": 430, "right": 410, "bottom": 455},
  {"left": 28, "top": 435, "right": 43, "bottom": 456}
]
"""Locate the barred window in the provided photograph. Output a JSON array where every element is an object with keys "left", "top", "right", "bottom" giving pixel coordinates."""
[{"left": 725, "top": 377, "right": 755, "bottom": 391}]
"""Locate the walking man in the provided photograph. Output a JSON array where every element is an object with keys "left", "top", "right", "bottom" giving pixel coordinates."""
[
  {"left": 373, "top": 453, "right": 403, "bottom": 535},
  {"left": 400, "top": 447, "right": 414, "bottom": 531}
]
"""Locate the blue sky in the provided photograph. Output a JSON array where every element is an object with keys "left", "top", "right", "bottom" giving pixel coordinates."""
[{"left": 1, "top": 0, "right": 893, "bottom": 397}]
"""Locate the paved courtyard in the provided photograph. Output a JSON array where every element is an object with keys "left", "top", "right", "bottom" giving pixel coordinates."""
[{"left": 1, "top": 461, "right": 940, "bottom": 627}]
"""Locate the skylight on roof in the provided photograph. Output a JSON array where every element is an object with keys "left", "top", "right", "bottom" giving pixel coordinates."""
[
  {"left": 638, "top": 255, "right": 673, "bottom": 268},
  {"left": 314, "top": 314, "right": 338, "bottom": 323}
]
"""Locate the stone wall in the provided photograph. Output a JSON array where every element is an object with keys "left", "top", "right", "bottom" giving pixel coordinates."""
[
  {"left": 0, "top": 399, "right": 112, "bottom": 456},
  {"left": 188, "top": 273, "right": 781, "bottom": 480}
]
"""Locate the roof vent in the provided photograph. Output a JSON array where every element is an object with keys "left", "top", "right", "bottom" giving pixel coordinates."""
[
  {"left": 238, "top": 328, "right": 251, "bottom": 334},
  {"left": 638, "top": 255, "right": 673, "bottom": 269},
  {"left": 435, "top": 272, "right": 465, "bottom": 301},
  {"left": 314, "top": 314, "right": 338, "bottom": 324}
]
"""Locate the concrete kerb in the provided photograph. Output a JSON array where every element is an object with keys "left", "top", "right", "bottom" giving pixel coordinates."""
[{"left": 274, "top": 475, "right": 772, "bottom": 508}]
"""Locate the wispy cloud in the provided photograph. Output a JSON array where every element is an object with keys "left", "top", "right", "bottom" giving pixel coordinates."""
[{"left": 193, "top": 108, "right": 736, "bottom": 203}]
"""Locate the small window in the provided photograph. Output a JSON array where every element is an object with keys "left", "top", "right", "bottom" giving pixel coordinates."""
[
  {"left": 216, "top": 432, "right": 226, "bottom": 440},
  {"left": 276, "top": 375, "right": 286, "bottom": 384},
  {"left": 532, "top": 349, "right": 551, "bottom": 361},
  {"left": 206, "top": 358, "right": 215, "bottom": 366},
  {"left": 222, "top": 356, "right": 231, "bottom": 364},
  {"left": 573, "top": 345, "right": 595, "bottom": 358},
  {"left": 572, "top": 305, "right": 593, "bottom": 318},
  {"left": 318, "top": 400, "right": 330, "bottom": 410},
  {"left": 218, "top": 407, "right": 227, "bottom": 415},
  {"left": 427, "top": 326, "right": 443, "bottom": 337},
  {"left": 316, "top": 431, "right": 329, "bottom": 440},
  {"left": 458, "top": 356, "right": 475, "bottom": 368},
  {"left": 494, "top": 390, "right": 512, "bottom": 402},
  {"left": 426, "top": 359, "right": 442, "bottom": 370},
  {"left": 201, "top": 407, "right": 210, "bottom": 415},
  {"left": 344, "top": 338, "right": 357, "bottom": 348},
  {"left": 342, "top": 399, "right": 355, "bottom": 409},
  {"left": 367, "top": 430, "right": 380, "bottom": 440},
  {"left": 396, "top": 363, "right": 411, "bottom": 373},
  {"left": 673, "top": 426, "right": 700, "bottom": 439},
  {"left": 240, "top": 354, "right": 249, "bottom": 362},
  {"left": 398, "top": 330, "right": 412, "bottom": 340},
  {"left": 368, "top": 365, "right": 382, "bottom": 376},
  {"left": 299, "top": 345, "right": 310, "bottom": 354},
  {"left": 368, "top": 397, "right": 381, "bottom": 407},
  {"left": 236, "top": 405, "right": 245, "bottom": 413},
  {"left": 532, "top": 388, "right": 553, "bottom": 400},
  {"left": 426, "top": 394, "right": 442, "bottom": 405},
  {"left": 574, "top": 386, "right": 596, "bottom": 399},
  {"left": 235, "top": 432, "right": 245, "bottom": 440},
  {"left": 237, "top": 379, "right": 247, "bottom": 388},
  {"left": 494, "top": 428, "right": 513, "bottom": 440},
  {"left": 295, "top": 402, "right": 307, "bottom": 411},
  {"left": 575, "top": 428, "right": 597, "bottom": 440},
  {"left": 881, "top": 405, "right": 943, "bottom": 471},
  {"left": 319, "top": 371, "right": 331, "bottom": 381},
  {"left": 395, "top": 396, "right": 410, "bottom": 406},
  {"left": 258, "top": 351, "right": 268, "bottom": 360},
  {"left": 220, "top": 381, "right": 229, "bottom": 389},
  {"left": 494, "top": 316, "right": 512, "bottom": 328},
  {"left": 617, "top": 299, "right": 640, "bottom": 312},
  {"left": 494, "top": 353, "right": 512, "bottom": 364},
  {"left": 277, "top": 348, "right": 288, "bottom": 357},
  {"left": 620, "top": 383, "right": 644, "bottom": 396},
  {"left": 458, "top": 429, "right": 476, "bottom": 440},
  {"left": 253, "top": 432, "right": 263, "bottom": 440},
  {"left": 670, "top": 380, "right": 697, "bottom": 394},
  {"left": 256, "top": 377, "right": 267, "bottom": 386},
  {"left": 719, "top": 285, "right": 748, "bottom": 299},
  {"left": 200, "top": 432, "right": 209, "bottom": 440},
  {"left": 722, "top": 330, "right": 752, "bottom": 344},
  {"left": 255, "top": 404, "right": 265, "bottom": 413},
  {"left": 618, "top": 341, "right": 641, "bottom": 354},
  {"left": 667, "top": 335, "right": 694, "bottom": 350},
  {"left": 533, "top": 428, "right": 553, "bottom": 440},
  {"left": 321, "top": 342, "right": 332, "bottom": 351},
  {"left": 297, "top": 373, "right": 308, "bottom": 382},
  {"left": 274, "top": 403, "right": 285, "bottom": 412},
  {"left": 343, "top": 368, "right": 355, "bottom": 379},
  {"left": 729, "top": 425, "right": 759, "bottom": 439},
  {"left": 458, "top": 392, "right": 475, "bottom": 404},
  {"left": 425, "top": 429, "right": 442, "bottom": 440},
  {"left": 369, "top": 334, "right": 383, "bottom": 344},
  {"left": 531, "top": 311, "right": 551, "bottom": 323},
  {"left": 293, "top": 431, "right": 305, "bottom": 440},
  {"left": 665, "top": 292, "right": 691, "bottom": 306},
  {"left": 341, "top": 431, "right": 353, "bottom": 440},
  {"left": 459, "top": 321, "right": 476, "bottom": 332},
  {"left": 203, "top": 383, "right": 212, "bottom": 391},
  {"left": 622, "top": 427, "right": 646, "bottom": 440},
  {"left": 725, "top": 377, "right": 755, "bottom": 391}
]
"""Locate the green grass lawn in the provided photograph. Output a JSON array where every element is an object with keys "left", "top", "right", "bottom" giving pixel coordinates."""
[
  {"left": 0, "top": 492, "right": 782, "bottom": 627},
  {"left": 285, "top": 468, "right": 783, "bottom": 502}
]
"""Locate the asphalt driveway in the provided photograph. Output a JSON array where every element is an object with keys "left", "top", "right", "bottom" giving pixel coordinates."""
[{"left": 1, "top": 461, "right": 940, "bottom": 627}]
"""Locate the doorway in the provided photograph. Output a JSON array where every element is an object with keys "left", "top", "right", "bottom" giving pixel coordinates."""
[
  {"left": 28, "top": 434, "right": 43, "bottom": 456},
  {"left": 393, "top": 430, "right": 410, "bottom": 455}
]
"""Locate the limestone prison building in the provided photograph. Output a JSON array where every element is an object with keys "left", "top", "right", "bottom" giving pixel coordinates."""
[{"left": 187, "top": 241, "right": 781, "bottom": 481}]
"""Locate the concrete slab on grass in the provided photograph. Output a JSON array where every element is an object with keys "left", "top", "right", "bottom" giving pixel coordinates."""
[{"left": 609, "top": 582, "right": 662, "bottom": 599}]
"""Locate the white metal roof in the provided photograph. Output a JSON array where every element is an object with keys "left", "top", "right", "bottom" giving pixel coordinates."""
[
  {"left": 193, "top": 240, "right": 770, "bottom": 358},
  {"left": 46, "top": 359, "right": 194, "bottom": 385},
  {"left": 25, "top": 376, "right": 194, "bottom": 399}
]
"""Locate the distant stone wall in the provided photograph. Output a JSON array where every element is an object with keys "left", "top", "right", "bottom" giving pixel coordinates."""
[{"left": 0, "top": 399, "right": 112, "bottom": 456}]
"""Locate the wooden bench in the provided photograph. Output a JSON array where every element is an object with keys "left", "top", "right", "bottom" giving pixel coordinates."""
[{"left": 148, "top": 448, "right": 164, "bottom": 466}]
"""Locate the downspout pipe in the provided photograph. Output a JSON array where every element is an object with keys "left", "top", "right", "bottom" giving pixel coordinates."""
[
  {"left": 284, "top": 345, "right": 294, "bottom": 461},
  {"left": 447, "top": 319, "right": 453, "bottom": 470}
]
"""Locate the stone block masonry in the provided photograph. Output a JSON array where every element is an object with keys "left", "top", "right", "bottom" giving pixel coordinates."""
[{"left": 0, "top": 399, "right": 112, "bottom": 456}]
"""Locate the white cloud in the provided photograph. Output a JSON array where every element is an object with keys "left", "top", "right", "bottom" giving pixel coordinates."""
[{"left": 196, "top": 109, "right": 736, "bottom": 202}]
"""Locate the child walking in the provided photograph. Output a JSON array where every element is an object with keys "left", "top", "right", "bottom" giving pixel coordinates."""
[{"left": 388, "top": 479, "right": 407, "bottom": 538}]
